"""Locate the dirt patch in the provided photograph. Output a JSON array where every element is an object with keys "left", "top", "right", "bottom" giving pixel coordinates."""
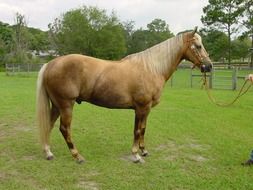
[
  {"left": 77, "top": 180, "right": 99, "bottom": 190},
  {"left": 0, "top": 172, "right": 8, "bottom": 181},
  {"left": 187, "top": 154, "right": 208, "bottom": 162},
  {"left": 188, "top": 143, "right": 205, "bottom": 150},
  {"left": 154, "top": 138, "right": 210, "bottom": 163},
  {"left": 14, "top": 123, "right": 33, "bottom": 132},
  {"left": 164, "top": 154, "right": 178, "bottom": 161},
  {"left": 0, "top": 123, "right": 8, "bottom": 141},
  {"left": 120, "top": 154, "right": 133, "bottom": 162},
  {"left": 22, "top": 155, "right": 37, "bottom": 161},
  {"left": 77, "top": 171, "right": 100, "bottom": 190},
  {"left": 155, "top": 139, "right": 179, "bottom": 151},
  {"left": 0, "top": 123, "right": 8, "bottom": 127},
  {"left": 0, "top": 122, "right": 33, "bottom": 142}
]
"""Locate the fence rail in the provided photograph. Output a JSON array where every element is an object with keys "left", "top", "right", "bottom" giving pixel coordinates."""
[
  {"left": 191, "top": 67, "right": 253, "bottom": 90},
  {"left": 5, "top": 63, "right": 44, "bottom": 75}
]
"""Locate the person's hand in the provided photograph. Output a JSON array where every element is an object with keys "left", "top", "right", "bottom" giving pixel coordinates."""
[{"left": 246, "top": 74, "right": 253, "bottom": 82}]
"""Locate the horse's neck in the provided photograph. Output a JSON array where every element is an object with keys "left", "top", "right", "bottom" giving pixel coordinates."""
[{"left": 126, "top": 35, "right": 184, "bottom": 80}]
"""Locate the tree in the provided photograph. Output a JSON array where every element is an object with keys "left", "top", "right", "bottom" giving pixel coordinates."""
[
  {"left": 8, "top": 13, "right": 30, "bottom": 64},
  {"left": 146, "top": 18, "right": 174, "bottom": 47},
  {"left": 0, "top": 22, "right": 13, "bottom": 48},
  {"left": 28, "top": 27, "right": 49, "bottom": 53},
  {"left": 122, "top": 20, "right": 135, "bottom": 55},
  {"left": 0, "top": 22, "right": 13, "bottom": 65},
  {"left": 48, "top": 6, "right": 126, "bottom": 60},
  {"left": 200, "top": 28, "right": 229, "bottom": 61},
  {"left": 231, "top": 37, "right": 251, "bottom": 60},
  {"left": 48, "top": 8, "right": 91, "bottom": 55},
  {"left": 127, "top": 29, "right": 150, "bottom": 54},
  {"left": 241, "top": 0, "right": 253, "bottom": 67},
  {"left": 201, "top": 0, "right": 244, "bottom": 66},
  {"left": 93, "top": 23, "right": 126, "bottom": 60},
  {"left": 127, "top": 19, "right": 174, "bottom": 54}
]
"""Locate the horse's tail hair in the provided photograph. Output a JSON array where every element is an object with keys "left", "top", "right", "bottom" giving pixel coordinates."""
[{"left": 36, "top": 64, "right": 51, "bottom": 147}]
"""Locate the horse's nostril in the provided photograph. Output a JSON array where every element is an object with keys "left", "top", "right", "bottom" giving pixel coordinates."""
[
  {"left": 200, "top": 65, "right": 205, "bottom": 73},
  {"left": 200, "top": 64, "right": 212, "bottom": 73}
]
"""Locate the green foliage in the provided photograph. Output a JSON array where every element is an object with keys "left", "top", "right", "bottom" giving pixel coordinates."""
[
  {"left": 49, "top": 6, "right": 126, "bottom": 60},
  {"left": 201, "top": 0, "right": 245, "bottom": 64},
  {"left": 127, "top": 29, "right": 150, "bottom": 54},
  {"left": 0, "top": 22, "right": 13, "bottom": 65},
  {"left": 0, "top": 22, "right": 13, "bottom": 49},
  {"left": 0, "top": 15, "right": 51, "bottom": 65},
  {"left": 7, "top": 13, "right": 30, "bottom": 64},
  {"left": 200, "top": 28, "right": 251, "bottom": 61},
  {"left": 49, "top": 10, "right": 174, "bottom": 58},
  {"left": 231, "top": 38, "right": 251, "bottom": 59},
  {"left": 241, "top": 0, "right": 253, "bottom": 37},
  {"left": 127, "top": 19, "right": 174, "bottom": 54},
  {"left": 28, "top": 28, "right": 50, "bottom": 52},
  {"left": 201, "top": 29, "right": 229, "bottom": 61},
  {"left": 201, "top": 0, "right": 244, "bottom": 30},
  {"left": 241, "top": 0, "right": 253, "bottom": 66},
  {"left": 93, "top": 24, "right": 126, "bottom": 60}
]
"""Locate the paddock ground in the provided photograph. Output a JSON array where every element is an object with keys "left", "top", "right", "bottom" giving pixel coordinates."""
[{"left": 1, "top": 71, "right": 253, "bottom": 190}]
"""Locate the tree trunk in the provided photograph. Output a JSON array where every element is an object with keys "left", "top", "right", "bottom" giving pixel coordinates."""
[
  {"left": 228, "top": 26, "right": 231, "bottom": 69},
  {"left": 250, "top": 34, "right": 253, "bottom": 68}
]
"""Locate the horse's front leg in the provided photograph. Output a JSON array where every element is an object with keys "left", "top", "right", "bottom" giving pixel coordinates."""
[
  {"left": 139, "top": 118, "right": 149, "bottom": 157},
  {"left": 132, "top": 105, "right": 150, "bottom": 163}
]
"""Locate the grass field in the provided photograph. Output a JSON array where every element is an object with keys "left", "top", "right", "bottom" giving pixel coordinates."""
[{"left": 1, "top": 70, "right": 253, "bottom": 190}]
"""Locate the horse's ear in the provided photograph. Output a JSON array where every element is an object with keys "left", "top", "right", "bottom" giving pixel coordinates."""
[{"left": 191, "top": 26, "right": 198, "bottom": 36}]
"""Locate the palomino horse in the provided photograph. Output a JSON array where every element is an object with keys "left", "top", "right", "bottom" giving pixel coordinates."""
[{"left": 36, "top": 27, "right": 212, "bottom": 163}]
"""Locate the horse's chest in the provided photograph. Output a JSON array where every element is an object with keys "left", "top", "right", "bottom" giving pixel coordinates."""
[{"left": 132, "top": 81, "right": 163, "bottom": 108}]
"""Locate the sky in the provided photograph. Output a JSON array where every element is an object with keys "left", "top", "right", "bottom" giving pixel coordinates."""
[{"left": 0, "top": 0, "right": 209, "bottom": 34}]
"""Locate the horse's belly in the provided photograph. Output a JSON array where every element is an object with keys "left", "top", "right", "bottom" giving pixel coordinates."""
[
  {"left": 87, "top": 86, "right": 133, "bottom": 109},
  {"left": 89, "top": 93, "right": 133, "bottom": 109}
]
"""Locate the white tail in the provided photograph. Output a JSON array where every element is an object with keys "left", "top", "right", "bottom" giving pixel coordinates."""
[{"left": 36, "top": 64, "right": 51, "bottom": 149}]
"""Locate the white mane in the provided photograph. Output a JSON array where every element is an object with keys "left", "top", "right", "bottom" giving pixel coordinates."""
[{"left": 124, "top": 34, "right": 184, "bottom": 75}]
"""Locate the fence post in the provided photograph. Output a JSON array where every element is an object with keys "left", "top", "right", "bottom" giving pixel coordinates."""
[{"left": 232, "top": 67, "right": 237, "bottom": 90}]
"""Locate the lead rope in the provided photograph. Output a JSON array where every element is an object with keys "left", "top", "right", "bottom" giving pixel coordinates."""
[{"left": 202, "top": 72, "right": 252, "bottom": 107}]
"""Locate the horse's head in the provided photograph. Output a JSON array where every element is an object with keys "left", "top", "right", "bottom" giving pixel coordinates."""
[{"left": 183, "top": 27, "right": 212, "bottom": 73}]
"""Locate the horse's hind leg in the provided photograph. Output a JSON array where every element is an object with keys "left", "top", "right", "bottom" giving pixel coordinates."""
[
  {"left": 59, "top": 103, "right": 85, "bottom": 163},
  {"left": 44, "top": 104, "right": 59, "bottom": 160}
]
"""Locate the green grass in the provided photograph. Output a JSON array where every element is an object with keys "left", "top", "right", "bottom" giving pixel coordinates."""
[{"left": 1, "top": 70, "right": 253, "bottom": 190}]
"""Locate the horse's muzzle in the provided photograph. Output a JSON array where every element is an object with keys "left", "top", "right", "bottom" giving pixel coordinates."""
[{"left": 200, "top": 63, "right": 212, "bottom": 73}]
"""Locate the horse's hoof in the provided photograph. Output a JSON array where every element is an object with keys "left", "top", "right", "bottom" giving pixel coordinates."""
[
  {"left": 46, "top": 155, "right": 54, "bottom": 160},
  {"left": 141, "top": 150, "right": 149, "bottom": 157},
  {"left": 132, "top": 154, "right": 145, "bottom": 164},
  {"left": 76, "top": 155, "right": 85, "bottom": 164},
  {"left": 76, "top": 159, "right": 85, "bottom": 164}
]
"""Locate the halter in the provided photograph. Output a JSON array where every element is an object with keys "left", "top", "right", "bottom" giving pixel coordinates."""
[{"left": 187, "top": 37, "right": 210, "bottom": 68}]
